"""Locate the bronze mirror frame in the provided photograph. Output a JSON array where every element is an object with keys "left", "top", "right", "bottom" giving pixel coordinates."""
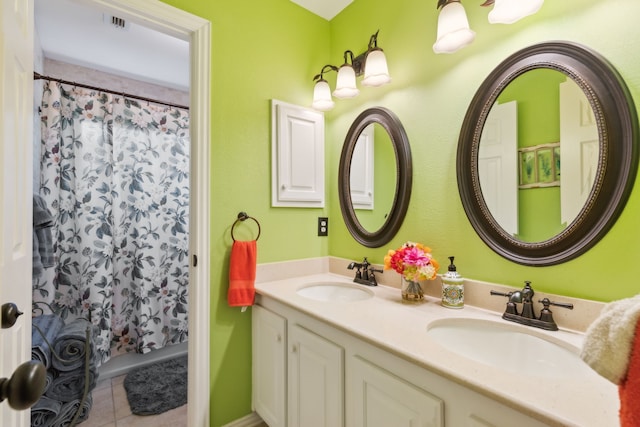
[
  {"left": 457, "top": 41, "right": 639, "bottom": 266},
  {"left": 339, "top": 107, "right": 413, "bottom": 248}
]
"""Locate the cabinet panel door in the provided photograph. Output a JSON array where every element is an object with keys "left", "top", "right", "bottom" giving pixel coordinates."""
[
  {"left": 288, "top": 324, "right": 344, "bottom": 427},
  {"left": 271, "top": 99, "right": 325, "bottom": 207},
  {"left": 253, "top": 306, "right": 287, "bottom": 427},
  {"left": 350, "top": 356, "right": 444, "bottom": 427}
]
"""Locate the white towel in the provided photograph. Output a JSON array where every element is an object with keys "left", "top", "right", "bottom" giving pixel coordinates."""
[{"left": 580, "top": 294, "right": 640, "bottom": 384}]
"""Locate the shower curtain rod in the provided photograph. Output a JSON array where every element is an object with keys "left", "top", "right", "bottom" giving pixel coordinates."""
[{"left": 33, "top": 72, "right": 189, "bottom": 111}]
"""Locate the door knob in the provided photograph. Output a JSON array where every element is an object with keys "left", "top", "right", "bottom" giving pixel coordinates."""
[
  {"left": 0, "top": 361, "right": 46, "bottom": 410},
  {"left": 1, "top": 303, "right": 23, "bottom": 329}
]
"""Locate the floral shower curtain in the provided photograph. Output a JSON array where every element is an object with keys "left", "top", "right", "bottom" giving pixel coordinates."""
[{"left": 34, "top": 81, "right": 190, "bottom": 364}]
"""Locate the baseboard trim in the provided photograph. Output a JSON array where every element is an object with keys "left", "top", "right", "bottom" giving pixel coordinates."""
[{"left": 222, "top": 412, "right": 265, "bottom": 427}]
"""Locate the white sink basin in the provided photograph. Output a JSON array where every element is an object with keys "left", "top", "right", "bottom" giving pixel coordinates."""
[
  {"left": 296, "top": 282, "right": 374, "bottom": 302},
  {"left": 426, "top": 318, "right": 592, "bottom": 378}
]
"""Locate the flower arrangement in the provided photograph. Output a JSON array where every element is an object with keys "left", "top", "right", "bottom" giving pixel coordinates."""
[
  {"left": 384, "top": 242, "right": 439, "bottom": 301},
  {"left": 384, "top": 242, "right": 440, "bottom": 281}
]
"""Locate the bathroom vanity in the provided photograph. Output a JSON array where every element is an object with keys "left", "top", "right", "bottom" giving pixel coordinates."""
[{"left": 252, "top": 272, "right": 617, "bottom": 427}]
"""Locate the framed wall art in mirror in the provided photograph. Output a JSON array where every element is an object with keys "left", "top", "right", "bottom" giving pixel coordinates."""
[
  {"left": 457, "top": 41, "right": 639, "bottom": 266},
  {"left": 339, "top": 107, "right": 412, "bottom": 248}
]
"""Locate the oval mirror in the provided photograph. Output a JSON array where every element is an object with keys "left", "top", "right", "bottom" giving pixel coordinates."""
[
  {"left": 339, "top": 107, "right": 412, "bottom": 247},
  {"left": 457, "top": 41, "right": 639, "bottom": 266}
]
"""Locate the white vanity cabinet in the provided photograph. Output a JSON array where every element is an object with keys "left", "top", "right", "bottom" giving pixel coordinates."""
[
  {"left": 253, "top": 298, "right": 549, "bottom": 427},
  {"left": 253, "top": 305, "right": 344, "bottom": 427}
]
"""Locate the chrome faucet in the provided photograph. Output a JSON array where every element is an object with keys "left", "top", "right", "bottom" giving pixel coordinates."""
[
  {"left": 347, "top": 257, "right": 382, "bottom": 286},
  {"left": 490, "top": 281, "right": 573, "bottom": 331}
]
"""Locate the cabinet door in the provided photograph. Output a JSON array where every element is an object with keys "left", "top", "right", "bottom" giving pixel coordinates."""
[
  {"left": 288, "top": 324, "right": 344, "bottom": 427},
  {"left": 349, "top": 356, "right": 444, "bottom": 427},
  {"left": 253, "top": 306, "right": 287, "bottom": 427},
  {"left": 271, "top": 99, "right": 325, "bottom": 207}
]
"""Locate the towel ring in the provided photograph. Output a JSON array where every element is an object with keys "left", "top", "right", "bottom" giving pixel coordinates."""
[{"left": 231, "top": 212, "right": 261, "bottom": 241}]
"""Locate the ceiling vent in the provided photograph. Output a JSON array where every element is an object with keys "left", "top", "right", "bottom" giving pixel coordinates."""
[{"left": 103, "top": 14, "right": 130, "bottom": 30}]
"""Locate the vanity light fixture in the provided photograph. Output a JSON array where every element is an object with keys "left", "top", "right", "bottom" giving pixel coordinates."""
[
  {"left": 433, "top": 0, "right": 476, "bottom": 54},
  {"left": 486, "top": 0, "right": 544, "bottom": 24},
  {"left": 312, "top": 30, "right": 391, "bottom": 111},
  {"left": 433, "top": 0, "right": 544, "bottom": 54}
]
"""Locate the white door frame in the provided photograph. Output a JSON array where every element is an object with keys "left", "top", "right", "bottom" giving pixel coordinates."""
[{"left": 73, "top": 1, "right": 211, "bottom": 425}]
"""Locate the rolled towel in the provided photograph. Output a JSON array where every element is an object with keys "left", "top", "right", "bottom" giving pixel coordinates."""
[
  {"left": 31, "top": 396, "right": 62, "bottom": 427},
  {"left": 32, "top": 314, "right": 65, "bottom": 369},
  {"left": 43, "top": 369, "right": 57, "bottom": 395},
  {"left": 44, "top": 367, "right": 98, "bottom": 402},
  {"left": 580, "top": 294, "right": 640, "bottom": 384},
  {"left": 52, "top": 318, "right": 98, "bottom": 372},
  {"left": 51, "top": 393, "right": 93, "bottom": 427}
]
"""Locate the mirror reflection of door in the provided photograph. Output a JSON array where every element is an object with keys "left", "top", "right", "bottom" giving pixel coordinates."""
[
  {"left": 351, "top": 123, "right": 397, "bottom": 233},
  {"left": 559, "top": 79, "right": 598, "bottom": 225},
  {"left": 350, "top": 124, "right": 374, "bottom": 210},
  {"left": 479, "top": 100, "right": 518, "bottom": 236}
]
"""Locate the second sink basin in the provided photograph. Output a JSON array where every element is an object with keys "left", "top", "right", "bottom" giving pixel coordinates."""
[
  {"left": 426, "top": 318, "right": 593, "bottom": 378},
  {"left": 297, "top": 282, "right": 374, "bottom": 302}
]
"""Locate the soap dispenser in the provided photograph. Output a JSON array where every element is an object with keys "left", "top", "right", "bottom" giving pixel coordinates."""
[{"left": 442, "top": 256, "right": 464, "bottom": 309}]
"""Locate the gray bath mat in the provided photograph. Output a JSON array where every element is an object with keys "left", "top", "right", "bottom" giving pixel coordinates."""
[{"left": 123, "top": 355, "right": 188, "bottom": 415}]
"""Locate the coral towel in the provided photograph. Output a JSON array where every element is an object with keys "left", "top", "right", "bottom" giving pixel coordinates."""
[
  {"left": 620, "top": 319, "right": 640, "bottom": 426},
  {"left": 227, "top": 240, "right": 257, "bottom": 308}
]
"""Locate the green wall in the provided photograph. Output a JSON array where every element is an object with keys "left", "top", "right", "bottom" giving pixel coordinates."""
[
  {"left": 328, "top": 0, "right": 640, "bottom": 303},
  {"left": 160, "top": 1, "right": 329, "bottom": 425},
  {"left": 165, "top": 0, "right": 640, "bottom": 425}
]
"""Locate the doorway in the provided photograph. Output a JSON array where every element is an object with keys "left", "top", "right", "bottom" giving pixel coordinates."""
[{"left": 32, "top": 0, "right": 211, "bottom": 425}]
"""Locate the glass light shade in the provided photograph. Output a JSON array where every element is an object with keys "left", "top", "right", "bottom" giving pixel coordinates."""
[
  {"left": 333, "top": 65, "right": 360, "bottom": 99},
  {"left": 311, "top": 79, "right": 334, "bottom": 111},
  {"left": 362, "top": 49, "right": 391, "bottom": 87},
  {"left": 433, "top": 2, "right": 476, "bottom": 54},
  {"left": 488, "top": 0, "right": 543, "bottom": 24}
]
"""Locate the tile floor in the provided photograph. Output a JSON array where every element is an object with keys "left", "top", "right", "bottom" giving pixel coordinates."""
[{"left": 77, "top": 374, "right": 187, "bottom": 427}]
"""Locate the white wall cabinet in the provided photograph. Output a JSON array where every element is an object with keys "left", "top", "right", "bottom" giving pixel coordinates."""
[
  {"left": 253, "top": 298, "right": 548, "bottom": 427},
  {"left": 271, "top": 99, "right": 325, "bottom": 208}
]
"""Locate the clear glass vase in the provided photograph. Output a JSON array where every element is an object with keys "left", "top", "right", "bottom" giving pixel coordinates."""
[{"left": 401, "top": 277, "right": 424, "bottom": 302}]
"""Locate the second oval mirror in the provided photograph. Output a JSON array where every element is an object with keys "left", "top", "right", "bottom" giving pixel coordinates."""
[{"left": 339, "top": 107, "right": 412, "bottom": 248}]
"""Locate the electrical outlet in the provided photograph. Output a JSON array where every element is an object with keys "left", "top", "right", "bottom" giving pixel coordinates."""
[{"left": 318, "top": 217, "right": 328, "bottom": 236}]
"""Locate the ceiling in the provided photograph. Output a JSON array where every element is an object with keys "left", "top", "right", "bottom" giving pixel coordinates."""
[
  {"left": 34, "top": 0, "right": 351, "bottom": 92},
  {"left": 290, "top": 0, "right": 353, "bottom": 20},
  {"left": 35, "top": 0, "right": 190, "bottom": 90}
]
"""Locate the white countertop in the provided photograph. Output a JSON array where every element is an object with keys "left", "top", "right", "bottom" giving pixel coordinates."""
[{"left": 255, "top": 272, "right": 619, "bottom": 427}]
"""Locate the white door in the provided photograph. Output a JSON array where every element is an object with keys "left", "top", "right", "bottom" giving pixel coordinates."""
[
  {"left": 1, "top": 0, "right": 35, "bottom": 424},
  {"left": 478, "top": 100, "right": 518, "bottom": 236},
  {"left": 559, "top": 79, "right": 599, "bottom": 226}
]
